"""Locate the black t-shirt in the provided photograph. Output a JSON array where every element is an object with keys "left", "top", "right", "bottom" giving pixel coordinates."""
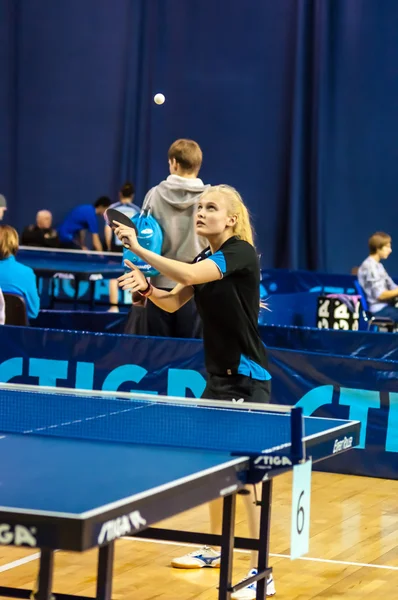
[
  {"left": 21, "top": 225, "right": 60, "bottom": 248},
  {"left": 193, "top": 236, "right": 270, "bottom": 380}
]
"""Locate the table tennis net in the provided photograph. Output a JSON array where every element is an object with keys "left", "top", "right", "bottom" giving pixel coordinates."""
[
  {"left": 19, "top": 246, "right": 122, "bottom": 265},
  {"left": 0, "top": 385, "right": 299, "bottom": 456}
]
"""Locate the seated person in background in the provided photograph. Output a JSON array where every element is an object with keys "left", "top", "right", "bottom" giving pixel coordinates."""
[
  {"left": 21, "top": 210, "right": 59, "bottom": 248},
  {"left": 105, "top": 182, "right": 139, "bottom": 251},
  {"left": 105, "top": 182, "right": 139, "bottom": 312},
  {"left": 0, "top": 195, "right": 7, "bottom": 221},
  {"left": 58, "top": 197, "right": 111, "bottom": 251},
  {"left": 0, "top": 287, "right": 4, "bottom": 324},
  {"left": 0, "top": 225, "right": 40, "bottom": 320},
  {"left": 358, "top": 231, "right": 398, "bottom": 322}
]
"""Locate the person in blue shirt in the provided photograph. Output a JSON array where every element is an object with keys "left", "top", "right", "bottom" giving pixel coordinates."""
[
  {"left": 58, "top": 197, "right": 111, "bottom": 251},
  {"left": 0, "top": 225, "right": 40, "bottom": 320},
  {"left": 104, "top": 183, "right": 139, "bottom": 312},
  {"left": 104, "top": 183, "right": 139, "bottom": 252}
]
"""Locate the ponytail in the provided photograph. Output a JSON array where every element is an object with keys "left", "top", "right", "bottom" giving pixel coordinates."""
[{"left": 232, "top": 198, "right": 254, "bottom": 246}]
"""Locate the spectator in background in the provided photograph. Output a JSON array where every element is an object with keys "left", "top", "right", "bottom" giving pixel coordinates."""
[
  {"left": 0, "top": 195, "right": 7, "bottom": 221},
  {"left": 105, "top": 182, "right": 139, "bottom": 252},
  {"left": 358, "top": 231, "right": 398, "bottom": 322},
  {"left": 134, "top": 139, "right": 208, "bottom": 337},
  {"left": 105, "top": 182, "right": 139, "bottom": 312},
  {"left": 0, "top": 288, "right": 4, "bottom": 324},
  {"left": 21, "top": 210, "right": 59, "bottom": 248},
  {"left": 0, "top": 225, "right": 40, "bottom": 320},
  {"left": 58, "top": 197, "right": 111, "bottom": 251}
]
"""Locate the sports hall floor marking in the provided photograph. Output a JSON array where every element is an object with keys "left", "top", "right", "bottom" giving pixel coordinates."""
[
  {"left": 2, "top": 537, "right": 397, "bottom": 575},
  {"left": 0, "top": 552, "right": 40, "bottom": 572}
]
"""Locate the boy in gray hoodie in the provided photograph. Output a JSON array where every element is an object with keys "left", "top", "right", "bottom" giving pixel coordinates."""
[{"left": 140, "top": 139, "right": 208, "bottom": 338}]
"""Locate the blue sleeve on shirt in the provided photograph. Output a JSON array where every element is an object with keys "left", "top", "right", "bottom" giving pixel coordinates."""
[
  {"left": 208, "top": 251, "right": 227, "bottom": 275},
  {"left": 207, "top": 241, "right": 257, "bottom": 278},
  {"left": 24, "top": 268, "right": 40, "bottom": 319}
]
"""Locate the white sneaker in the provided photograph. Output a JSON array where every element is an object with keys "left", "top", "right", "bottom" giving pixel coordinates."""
[
  {"left": 231, "top": 568, "right": 276, "bottom": 599},
  {"left": 171, "top": 545, "right": 221, "bottom": 569}
]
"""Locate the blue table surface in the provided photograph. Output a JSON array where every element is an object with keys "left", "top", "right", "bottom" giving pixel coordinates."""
[
  {"left": 0, "top": 433, "right": 240, "bottom": 515},
  {"left": 0, "top": 413, "right": 345, "bottom": 516},
  {"left": 17, "top": 249, "right": 124, "bottom": 275}
]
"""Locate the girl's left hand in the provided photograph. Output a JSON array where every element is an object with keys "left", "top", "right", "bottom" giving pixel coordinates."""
[
  {"left": 113, "top": 221, "right": 139, "bottom": 251},
  {"left": 118, "top": 259, "right": 148, "bottom": 292}
]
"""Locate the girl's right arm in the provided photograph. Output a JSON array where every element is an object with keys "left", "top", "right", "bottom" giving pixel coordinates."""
[{"left": 147, "top": 284, "right": 194, "bottom": 313}]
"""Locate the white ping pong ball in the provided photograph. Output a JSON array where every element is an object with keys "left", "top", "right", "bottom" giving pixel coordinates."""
[{"left": 154, "top": 93, "right": 165, "bottom": 105}]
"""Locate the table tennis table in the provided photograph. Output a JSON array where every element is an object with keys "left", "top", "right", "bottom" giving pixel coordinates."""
[
  {"left": 18, "top": 246, "right": 125, "bottom": 309},
  {"left": 0, "top": 384, "right": 360, "bottom": 600}
]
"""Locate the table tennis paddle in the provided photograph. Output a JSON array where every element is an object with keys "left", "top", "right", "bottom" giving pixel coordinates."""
[{"left": 104, "top": 208, "right": 137, "bottom": 248}]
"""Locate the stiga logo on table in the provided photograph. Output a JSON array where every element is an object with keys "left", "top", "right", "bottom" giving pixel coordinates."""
[
  {"left": 98, "top": 511, "right": 147, "bottom": 544},
  {"left": 254, "top": 455, "right": 292, "bottom": 469},
  {"left": 0, "top": 524, "right": 37, "bottom": 547}
]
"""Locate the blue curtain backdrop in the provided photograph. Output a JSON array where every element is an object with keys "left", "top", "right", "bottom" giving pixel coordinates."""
[{"left": 1, "top": 0, "right": 398, "bottom": 273}]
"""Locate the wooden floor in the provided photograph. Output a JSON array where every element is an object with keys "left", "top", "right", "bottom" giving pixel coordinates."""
[{"left": 2, "top": 472, "right": 398, "bottom": 599}]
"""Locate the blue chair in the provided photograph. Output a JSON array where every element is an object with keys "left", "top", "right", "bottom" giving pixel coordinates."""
[{"left": 354, "top": 281, "right": 396, "bottom": 332}]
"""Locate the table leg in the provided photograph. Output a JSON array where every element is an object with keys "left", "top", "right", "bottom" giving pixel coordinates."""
[
  {"left": 256, "top": 480, "right": 273, "bottom": 600},
  {"left": 49, "top": 279, "right": 55, "bottom": 310},
  {"left": 73, "top": 278, "right": 79, "bottom": 310},
  {"left": 96, "top": 542, "right": 115, "bottom": 600},
  {"left": 34, "top": 548, "right": 54, "bottom": 600},
  {"left": 89, "top": 281, "right": 96, "bottom": 311},
  {"left": 218, "top": 493, "right": 236, "bottom": 600}
]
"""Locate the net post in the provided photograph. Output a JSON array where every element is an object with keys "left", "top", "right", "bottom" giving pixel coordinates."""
[{"left": 291, "top": 407, "right": 305, "bottom": 463}]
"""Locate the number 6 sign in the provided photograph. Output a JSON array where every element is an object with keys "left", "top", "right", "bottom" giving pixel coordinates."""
[
  {"left": 290, "top": 458, "right": 312, "bottom": 559},
  {"left": 296, "top": 491, "right": 305, "bottom": 534}
]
